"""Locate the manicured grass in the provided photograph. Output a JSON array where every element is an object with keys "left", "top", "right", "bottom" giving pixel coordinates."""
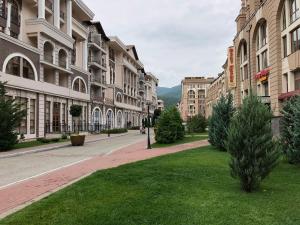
[
  {"left": 12, "top": 139, "right": 68, "bottom": 150},
  {"left": 2, "top": 146, "right": 300, "bottom": 225},
  {"left": 151, "top": 133, "right": 208, "bottom": 148}
]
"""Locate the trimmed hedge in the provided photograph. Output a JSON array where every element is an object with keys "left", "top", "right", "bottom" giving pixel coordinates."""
[{"left": 102, "top": 128, "right": 128, "bottom": 134}]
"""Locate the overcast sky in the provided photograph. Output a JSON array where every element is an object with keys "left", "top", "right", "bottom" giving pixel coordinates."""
[{"left": 84, "top": 0, "right": 241, "bottom": 87}]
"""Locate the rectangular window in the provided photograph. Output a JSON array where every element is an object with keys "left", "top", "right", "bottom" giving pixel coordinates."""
[
  {"left": 262, "top": 50, "right": 268, "bottom": 69},
  {"left": 45, "top": 101, "right": 51, "bottom": 125},
  {"left": 16, "top": 97, "right": 28, "bottom": 135},
  {"left": 282, "top": 5, "right": 287, "bottom": 30},
  {"left": 240, "top": 67, "right": 244, "bottom": 81},
  {"left": 261, "top": 23, "right": 267, "bottom": 47},
  {"left": 263, "top": 82, "right": 269, "bottom": 96},
  {"left": 257, "top": 55, "right": 261, "bottom": 72},
  {"left": 244, "top": 64, "right": 249, "bottom": 80},
  {"left": 283, "top": 36, "right": 288, "bottom": 58},
  {"left": 283, "top": 73, "right": 289, "bottom": 92},
  {"left": 290, "top": 0, "right": 300, "bottom": 23},
  {"left": 30, "top": 99, "right": 35, "bottom": 134},
  {"left": 291, "top": 27, "right": 300, "bottom": 53},
  {"left": 257, "top": 84, "right": 261, "bottom": 96},
  {"left": 295, "top": 71, "right": 300, "bottom": 90}
]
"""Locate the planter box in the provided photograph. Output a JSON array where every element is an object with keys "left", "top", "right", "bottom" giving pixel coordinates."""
[{"left": 70, "top": 135, "right": 86, "bottom": 146}]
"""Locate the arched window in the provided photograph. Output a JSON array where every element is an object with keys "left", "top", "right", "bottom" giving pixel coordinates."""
[
  {"left": 58, "top": 49, "right": 67, "bottom": 68},
  {"left": 44, "top": 42, "right": 54, "bottom": 63},
  {"left": 106, "top": 110, "right": 114, "bottom": 129},
  {"left": 72, "top": 77, "right": 87, "bottom": 93},
  {"left": 117, "top": 111, "right": 122, "bottom": 128},
  {"left": 255, "top": 21, "right": 269, "bottom": 73},
  {"left": 116, "top": 93, "right": 122, "bottom": 102},
  {"left": 239, "top": 41, "right": 249, "bottom": 81},
  {"left": 256, "top": 21, "right": 267, "bottom": 50},
  {"left": 5, "top": 56, "right": 35, "bottom": 80}
]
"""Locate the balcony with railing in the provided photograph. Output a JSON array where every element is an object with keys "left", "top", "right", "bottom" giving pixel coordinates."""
[{"left": 91, "top": 95, "right": 104, "bottom": 103}]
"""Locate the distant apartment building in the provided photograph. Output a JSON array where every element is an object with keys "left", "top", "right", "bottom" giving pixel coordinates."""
[
  {"left": 0, "top": 0, "right": 158, "bottom": 139},
  {"left": 179, "top": 77, "right": 214, "bottom": 122}
]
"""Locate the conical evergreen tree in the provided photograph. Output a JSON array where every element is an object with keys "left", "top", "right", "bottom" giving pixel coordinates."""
[
  {"left": 281, "top": 96, "right": 300, "bottom": 164},
  {"left": 227, "top": 93, "right": 280, "bottom": 192},
  {"left": 209, "top": 93, "right": 234, "bottom": 151},
  {"left": 0, "top": 82, "right": 27, "bottom": 150}
]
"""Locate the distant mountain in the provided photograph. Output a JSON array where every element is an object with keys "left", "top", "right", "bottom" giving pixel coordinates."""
[{"left": 157, "top": 85, "right": 181, "bottom": 108}]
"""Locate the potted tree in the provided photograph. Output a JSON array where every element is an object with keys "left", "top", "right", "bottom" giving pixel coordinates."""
[{"left": 70, "top": 105, "right": 86, "bottom": 146}]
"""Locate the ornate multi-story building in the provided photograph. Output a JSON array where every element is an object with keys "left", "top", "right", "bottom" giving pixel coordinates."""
[
  {"left": 234, "top": 0, "right": 300, "bottom": 131},
  {"left": 206, "top": 0, "right": 300, "bottom": 133},
  {"left": 179, "top": 77, "right": 214, "bottom": 122},
  {"left": 0, "top": 0, "right": 158, "bottom": 139}
]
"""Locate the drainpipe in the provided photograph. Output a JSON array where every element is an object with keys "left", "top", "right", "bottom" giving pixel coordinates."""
[{"left": 247, "top": 24, "right": 253, "bottom": 92}]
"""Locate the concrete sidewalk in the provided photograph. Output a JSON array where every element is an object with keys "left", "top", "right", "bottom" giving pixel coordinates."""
[
  {"left": 0, "top": 139, "right": 209, "bottom": 219},
  {"left": 0, "top": 132, "right": 130, "bottom": 159}
]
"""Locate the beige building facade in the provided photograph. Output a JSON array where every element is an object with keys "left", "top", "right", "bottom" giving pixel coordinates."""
[
  {"left": 179, "top": 77, "right": 214, "bottom": 122},
  {"left": 0, "top": 0, "right": 158, "bottom": 139},
  {"left": 206, "top": 0, "right": 300, "bottom": 131},
  {"left": 234, "top": 0, "right": 300, "bottom": 116}
]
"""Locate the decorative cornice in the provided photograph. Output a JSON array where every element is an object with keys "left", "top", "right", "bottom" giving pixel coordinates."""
[{"left": 73, "top": 0, "right": 94, "bottom": 19}]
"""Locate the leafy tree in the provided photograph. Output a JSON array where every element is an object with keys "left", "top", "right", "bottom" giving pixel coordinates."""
[
  {"left": 187, "top": 114, "right": 207, "bottom": 133},
  {"left": 227, "top": 93, "right": 280, "bottom": 192},
  {"left": 0, "top": 82, "right": 27, "bottom": 150},
  {"left": 155, "top": 107, "right": 184, "bottom": 144},
  {"left": 70, "top": 105, "right": 82, "bottom": 117},
  {"left": 281, "top": 96, "right": 300, "bottom": 164},
  {"left": 209, "top": 93, "right": 235, "bottom": 151}
]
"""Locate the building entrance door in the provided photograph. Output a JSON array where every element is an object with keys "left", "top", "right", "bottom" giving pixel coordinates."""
[{"left": 53, "top": 102, "right": 61, "bottom": 133}]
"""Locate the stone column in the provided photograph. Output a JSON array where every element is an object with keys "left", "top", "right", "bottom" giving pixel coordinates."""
[
  {"left": 5, "top": 3, "right": 11, "bottom": 35},
  {"left": 38, "top": 0, "right": 45, "bottom": 19},
  {"left": 53, "top": 0, "right": 60, "bottom": 29},
  {"left": 66, "top": 0, "right": 72, "bottom": 37},
  {"left": 83, "top": 40, "right": 88, "bottom": 71}
]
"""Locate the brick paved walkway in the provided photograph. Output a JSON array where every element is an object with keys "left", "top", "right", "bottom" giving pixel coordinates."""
[{"left": 0, "top": 139, "right": 209, "bottom": 218}]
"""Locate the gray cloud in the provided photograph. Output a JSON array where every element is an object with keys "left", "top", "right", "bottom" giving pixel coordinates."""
[{"left": 84, "top": 0, "right": 241, "bottom": 87}]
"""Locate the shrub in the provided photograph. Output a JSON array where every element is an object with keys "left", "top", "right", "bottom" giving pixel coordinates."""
[
  {"left": 281, "top": 96, "right": 300, "bottom": 164},
  {"left": 227, "top": 93, "right": 280, "bottom": 192},
  {"left": 51, "top": 138, "right": 60, "bottom": 143},
  {"left": 61, "top": 134, "right": 68, "bottom": 140},
  {"left": 209, "top": 93, "right": 235, "bottom": 151},
  {"left": 129, "top": 126, "right": 140, "bottom": 130},
  {"left": 70, "top": 105, "right": 82, "bottom": 117},
  {"left": 102, "top": 128, "right": 128, "bottom": 134},
  {"left": 187, "top": 114, "right": 207, "bottom": 133},
  {"left": 155, "top": 107, "right": 184, "bottom": 144},
  {"left": 0, "top": 82, "right": 27, "bottom": 151},
  {"left": 37, "top": 138, "right": 51, "bottom": 144}
]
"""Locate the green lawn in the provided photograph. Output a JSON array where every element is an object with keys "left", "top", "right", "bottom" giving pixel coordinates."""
[
  {"left": 151, "top": 133, "right": 208, "bottom": 148},
  {"left": 1, "top": 146, "right": 300, "bottom": 225}
]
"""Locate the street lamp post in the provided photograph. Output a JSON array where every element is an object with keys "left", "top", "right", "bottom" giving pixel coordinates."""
[{"left": 147, "top": 101, "right": 152, "bottom": 149}]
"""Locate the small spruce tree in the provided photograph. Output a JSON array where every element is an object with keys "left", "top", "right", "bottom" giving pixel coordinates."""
[
  {"left": 0, "top": 82, "right": 27, "bottom": 150},
  {"left": 227, "top": 93, "right": 280, "bottom": 192},
  {"left": 281, "top": 96, "right": 300, "bottom": 164},
  {"left": 209, "top": 93, "right": 235, "bottom": 151},
  {"left": 156, "top": 107, "right": 184, "bottom": 144}
]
